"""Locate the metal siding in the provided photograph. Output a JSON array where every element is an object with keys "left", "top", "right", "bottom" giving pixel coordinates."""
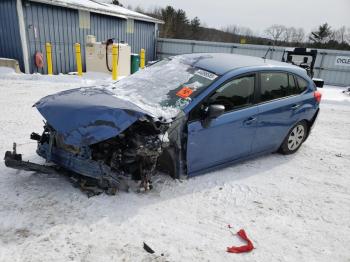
[
  {"left": 157, "top": 38, "right": 350, "bottom": 86},
  {"left": 133, "top": 21, "right": 155, "bottom": 61},
  {"left": 0, "top": 0, "right": 24, "bottom": 71},
  {"left": 37, "top": 4, "right": 45, "bottom": 73},
  {"left": 22, "top": 1, "right": 156, "bottom": 74}
]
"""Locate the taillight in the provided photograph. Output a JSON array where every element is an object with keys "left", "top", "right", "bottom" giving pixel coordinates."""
[{"left": 314, "top": 90, "right": 322, "bottom": 103}]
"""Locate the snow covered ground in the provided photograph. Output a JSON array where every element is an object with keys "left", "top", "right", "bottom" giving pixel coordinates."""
[{"left": 0, "top": 69, "right": 349, "bottom": 262}]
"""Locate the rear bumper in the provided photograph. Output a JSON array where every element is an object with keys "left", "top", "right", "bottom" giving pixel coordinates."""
[
  {"left": 310, "top": 108, "right": 320, "bottom": 130},
  {"left": 305, "top": 108, "right": 319, "bottom": 141}
]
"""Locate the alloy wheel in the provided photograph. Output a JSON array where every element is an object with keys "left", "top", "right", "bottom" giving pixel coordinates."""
[{"left": 287, "top": 124, "right": 305, "bottom": 151}]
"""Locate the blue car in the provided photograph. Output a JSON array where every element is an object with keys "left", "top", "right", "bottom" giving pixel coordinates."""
[{"left": 5, "top": 53, "right": 322, "bottom": 194}]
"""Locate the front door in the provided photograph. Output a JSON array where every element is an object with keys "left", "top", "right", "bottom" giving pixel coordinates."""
[{"left": 187, "top": 74, "right": 258, "bottom": 174}]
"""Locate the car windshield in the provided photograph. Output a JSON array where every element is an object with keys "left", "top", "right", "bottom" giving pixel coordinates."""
[{"left": 108, "top": 56, "right": 218, "bottom": 119}]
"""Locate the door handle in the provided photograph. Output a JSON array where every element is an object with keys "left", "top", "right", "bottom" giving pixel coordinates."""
[
  {"left": 243, "top": 117, "right": 257, "bottom": 126},
  {"left": 291, "top": 104, "right": 301, "bottom": 110}
]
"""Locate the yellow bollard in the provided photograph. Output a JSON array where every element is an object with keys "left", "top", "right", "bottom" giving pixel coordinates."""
[
  {"left": 75, "top": 43, "right": 83, "bottom": 76},
  {"left": 140, "top": 48, "right": 145, "bottom": 69},
  {"left": 45, "top": 42, "right": 53, "bottom": 75},
  {"left": 112, "top": 43, "right": 118, "bottom": 80}
]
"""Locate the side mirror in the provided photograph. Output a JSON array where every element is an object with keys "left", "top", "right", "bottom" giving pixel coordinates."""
[
  {"left": 207, "top": 104, "right": 225, "bottom": 119},
  {"left": 313, "top": 78, "right": 324, "bottom": 88}
]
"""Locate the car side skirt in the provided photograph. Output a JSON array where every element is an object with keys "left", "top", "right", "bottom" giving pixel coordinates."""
[{"left": 187, "top": 148, "right": 275, "bottom": 177}]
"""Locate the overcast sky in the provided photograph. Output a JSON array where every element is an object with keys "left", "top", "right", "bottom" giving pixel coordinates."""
[{"left": 122, "top": 0, "right": 350, "bottom": 35}]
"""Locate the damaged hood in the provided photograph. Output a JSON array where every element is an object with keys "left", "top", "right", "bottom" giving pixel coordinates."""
[{"left": 35, "top": 87, "right": 147, "bottom": 146}]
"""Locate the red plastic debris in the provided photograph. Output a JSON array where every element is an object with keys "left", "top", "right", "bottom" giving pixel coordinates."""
[{"left": 227, "top": 229, "right": 254, "bottom": 253}]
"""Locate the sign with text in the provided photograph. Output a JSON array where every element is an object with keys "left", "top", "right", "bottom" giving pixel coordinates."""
[{"left": 335, "top": 56, "right": 350, "bottom": 66}]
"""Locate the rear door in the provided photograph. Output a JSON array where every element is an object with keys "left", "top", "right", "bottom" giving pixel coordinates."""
[
  {"left": 187, "top": 74, "right": 258, "bottom": 174},
  {"left": 252, "top": 72, "right": 310, "bottom": 153}
]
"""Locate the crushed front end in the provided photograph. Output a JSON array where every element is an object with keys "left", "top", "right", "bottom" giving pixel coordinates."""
[
  {"left": 5, "top": 119, "right": 169, "bottom": 195},
  {"left": 4, "top": 87, "right": 182, "bottom": 195}
]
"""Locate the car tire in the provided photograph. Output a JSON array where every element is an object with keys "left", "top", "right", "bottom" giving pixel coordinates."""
[{"left": 279, "top": 121, "right": 308, "bottom": 155}]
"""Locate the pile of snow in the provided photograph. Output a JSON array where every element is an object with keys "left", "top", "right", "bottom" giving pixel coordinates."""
[
  {"left": 0, "top": 67, "right": 16, "bottom": 75},
  {"left": 0, "top": 66, "right": 113, "bottom": 85},
  {"left": 319, "top": 85, "right": 350, "bottom": 105},
  {"left": 0, "top": 72, "right": 350, "bottom": 261}
]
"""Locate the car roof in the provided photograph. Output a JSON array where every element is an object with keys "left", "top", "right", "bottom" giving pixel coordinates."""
[{"left": 177, "top": 53, "right": 306, "bottom": 76}]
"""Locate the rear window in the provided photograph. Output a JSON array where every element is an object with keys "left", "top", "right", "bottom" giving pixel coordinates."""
[
  {"left": 286, "top": 74, "right": 297, "bottom": 96},
  {"left": 287, "top": 74, "right": 308, "bottom": 96},
  {"left": 296, "top": 77, "right": 309, "bottom": 93}
]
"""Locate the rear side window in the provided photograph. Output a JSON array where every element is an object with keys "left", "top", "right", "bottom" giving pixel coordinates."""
[
  {"left": 260, "top": 73, "right": 289, "bottom": 102},
  {"left": 296, "top": 77, "right": 309, "bottom": 93},
  {"left": 209, "top": 75, "right": 255, "bottom": 112},
  {"left": 287, "top": 75, "right": 297, "bottom": 95}
]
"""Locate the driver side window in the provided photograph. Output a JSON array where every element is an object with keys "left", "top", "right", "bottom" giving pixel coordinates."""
[{"left": 209, "top": 75, "right": 255, "bottom": 112}]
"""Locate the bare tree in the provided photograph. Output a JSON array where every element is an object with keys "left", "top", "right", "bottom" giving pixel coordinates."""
[
  {"left": 265, "top": 24, "right": 286, "bottom": 44},
  {"left": 134, "top": 5, "right": 144, "bottom": 13},
  {"left": 333, "top": 26, "right": 347, "bottom": 43},
  {"left": 224, "top": 25, "right": 253, "bottom": 37},
  {"left": 224, "top": 25, "right": 241, "bottom": 35},
  {"left": 283, "top": 27, "right": 295, "bottom": 42},
  {"left": 240, "top": 27, "right": 253, "bottom": 37},
  {"left": 291, "top": 28, "right": 305, "bottom": 43}
]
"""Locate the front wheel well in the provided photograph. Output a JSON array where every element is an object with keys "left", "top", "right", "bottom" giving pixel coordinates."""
[{"left": 157, "top": 147, "right": 180, "bottom": 179}]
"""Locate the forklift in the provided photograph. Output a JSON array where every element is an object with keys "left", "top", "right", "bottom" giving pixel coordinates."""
[{"left": 282, "top": 47, "right": 324, "bottom": 88}]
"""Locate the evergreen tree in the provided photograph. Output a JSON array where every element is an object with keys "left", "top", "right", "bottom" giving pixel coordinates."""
[
  {"left": 310, "top": 23, "right": 332, "bottom": 43},
  {"left": 161, "top": 6, "right": 177, "bottom": 38},
  {"left": 190, "top": 17, "right": 201, "bottom": 39},
  {"left": 174, "top": 9, "right": 189, "bottom": 38}
]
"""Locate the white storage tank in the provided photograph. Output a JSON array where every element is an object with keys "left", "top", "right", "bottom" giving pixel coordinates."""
[{"left": 86, "top": 37, "right": 131, "bottom": 77}]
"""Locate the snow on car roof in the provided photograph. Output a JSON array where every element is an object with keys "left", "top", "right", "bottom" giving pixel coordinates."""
[
  {"left": 29, "top": 0, "right": 163, "bottom": 24},
  {"left": 179, "top": 53, "right": 306, "bottom": 75}
]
